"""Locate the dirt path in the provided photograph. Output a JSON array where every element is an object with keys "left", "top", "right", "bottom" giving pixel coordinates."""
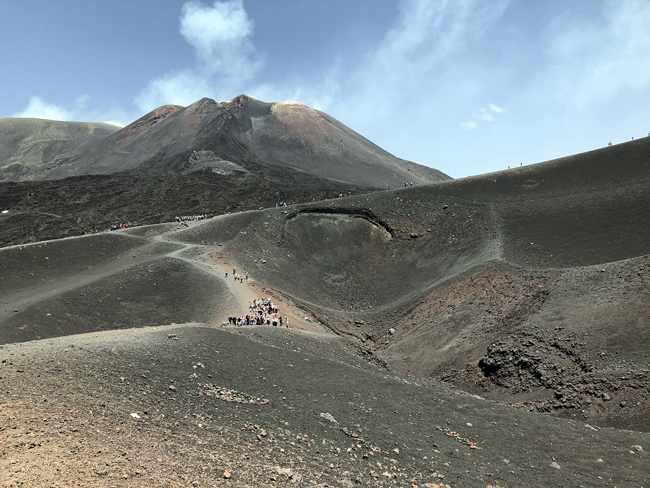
[{"left": 202, "top": 250, "right": 329, "bottom": 334}]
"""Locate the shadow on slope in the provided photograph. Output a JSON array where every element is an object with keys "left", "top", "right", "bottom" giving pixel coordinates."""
[{"left": 0, "top": 234, "right": 236, "bottom": 344}]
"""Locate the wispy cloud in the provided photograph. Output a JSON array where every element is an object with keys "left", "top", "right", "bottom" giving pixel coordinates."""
[
  {"left": 319, "top": 0, "right": 511, "bottom": 157},
  {"left": 488, "top": 103, "right": 505, "bottom": 113},
  {"left": 10, "top": 93, "right": 131, "bottom": 126},
  {"left": 135, "top": 0, "right": 261, "bottom": 113},
  {"left": 473, "top": 108, "right": 493, "bottom": 122},
  {"left": 11, "top": 96, "right": 77, "bottom": 120},
  {"left": 9, "top": 94, "right": 129, "bottom": 125},
  {"left": 461, "top": 102, "right": 505, "bottom": 128},
  {"left": 529, "top": 0, "right": 650, "bottom": 108}
]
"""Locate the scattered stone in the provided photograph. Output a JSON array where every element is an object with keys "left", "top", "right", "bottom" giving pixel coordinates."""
[
  {"left": 550, "top": 461, "right": 561, "bottom": 470},
  {"left": 596, "top": 458, "right": 604, "bottom": 463},
  {"left": 130, "top": 413, "right": 141, "bottom": 419},
  {"left": 167, "top": 333, "right": 177, "bottom": 339},
  {"left": 632, "top": 445, "right": 643, "bottom": 452},
  {"left": 319, "top": 412, "right": 338, "bottom": 424},
  {"left": 223, "top": 470, "right": 232, "bottom": 479},
  {"left": 388, "top": 328, "right": 395, "bottom": 335},
  {"left": 602, "top": 393, "right": 611, "bottom": 401},
  {"left": 442, "top": 204, "right": 448, "bottom": 210},
  {"left": 199, "top": 384, "right": 269, "bottom": 405},
  {"left": 95, "top": 470, "right": 108, "bottom": 476},
  {"left": 168, "top": 385, "right": 176, "bottom": 391},
  {"left": 275, "top": 466, "right": 294, "bottom": 477},
  {"left": 466, "top": 422, "right": 473, "bottom": 427}
]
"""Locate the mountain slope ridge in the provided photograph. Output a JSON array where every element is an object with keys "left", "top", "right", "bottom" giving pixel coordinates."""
[{"left": 0, "top": 94, "right": 450, "bottom": 187}]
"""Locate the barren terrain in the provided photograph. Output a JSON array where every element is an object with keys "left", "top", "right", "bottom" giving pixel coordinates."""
[{"left": 1, "top": 137, "right": 650, "bottom": 487}]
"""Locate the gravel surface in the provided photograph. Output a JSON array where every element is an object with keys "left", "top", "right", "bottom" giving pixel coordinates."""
[{"left": 2, "top": 137, "right": 650, "bottom": 486}]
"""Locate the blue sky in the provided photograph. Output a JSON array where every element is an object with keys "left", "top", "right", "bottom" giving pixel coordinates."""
[{"left": 2, "top": 0, "right": 649, "bottom": 178}]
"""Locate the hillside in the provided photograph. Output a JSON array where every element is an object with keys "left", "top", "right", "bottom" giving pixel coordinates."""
[
  {"left": 1, "top": 138, "right": 649, "bottom": 486},
  {"left": 0, "top": 95, "right": 450, "bottom": 188},
  {"left": 0, "top": 118, "right": 118, "bottom": 180}
]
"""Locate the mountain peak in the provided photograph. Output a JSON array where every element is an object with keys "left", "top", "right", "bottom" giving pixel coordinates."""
[{"left": 0, "top": 95, "right": 451, "bottom": 186}]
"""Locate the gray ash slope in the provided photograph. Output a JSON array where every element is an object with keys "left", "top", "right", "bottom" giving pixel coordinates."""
[
  {"left": 167, "top": 136, "right": 650, "bottom": 432},
  {"left": 1, "top": 135, "right": 649, "bottom": 486},
  {"left": 0, "top": 118, "right": 118, "bottom": 180},
  {"left": 0, "top": 95, "right": 450, "bottom": 188},
  {"left": 3, "top": 325, "right": 648, "bottom": 487}
]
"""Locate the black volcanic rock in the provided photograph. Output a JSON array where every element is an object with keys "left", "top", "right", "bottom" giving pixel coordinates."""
[{"left": 0, "top": 95, "right": 450, "bottom": 188}]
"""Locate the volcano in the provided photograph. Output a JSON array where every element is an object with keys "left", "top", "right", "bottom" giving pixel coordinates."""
[{"left": 0, "top": 95, "right": 449, "bottom": 188}]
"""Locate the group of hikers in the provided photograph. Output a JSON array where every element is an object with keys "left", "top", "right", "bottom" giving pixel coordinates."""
[
  {"left": 225, "top": 266, "right": 288, "bottom": 328},
  {"left": 109, "top": 222, "right": 129, "bottom": 231},
  {"left": 227, "top": 295, "right": 288, "bottom": 328},
  {"left": 175, "top": 214, "right": 210, "bottom": 222},
  {"left": 108, "top": 213, "right": 209, "bottom": 232},
  {"left": 225, "top": 266, "right": 248, "bottom": 282}
]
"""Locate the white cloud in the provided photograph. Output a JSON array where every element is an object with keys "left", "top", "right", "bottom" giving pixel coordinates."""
[
  {"left": 11, "top": 96, "right": 74, "bottom": 120},
  {"left": 135, "top": 70, "right": 213, "bottom": 111},
  {"left": 488, "top": 103, "right": 505, "bottom": 113},
  {"left": 308, "top": 0, "right": 511, "bottom": 163},
  {"left": 464, "top": 102, "right": 506, "bottom": 127},
  {"left": 135, "top": 0, "right": 260, "bottom": 114},
  {"left": 103, "top": 121, "right": 125, "bottom": 128},
  {"left": 11, "top": 94, "right": 134, "bottom": 127},
  {"left": 180, "top": 0, "right": 252, "bottom": 60},
  {"left": 532, "top": 0, "right": 650, "bottom": 108},
  {"left": 473, "top": 108, "right": 493, "bottom": 122}
]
